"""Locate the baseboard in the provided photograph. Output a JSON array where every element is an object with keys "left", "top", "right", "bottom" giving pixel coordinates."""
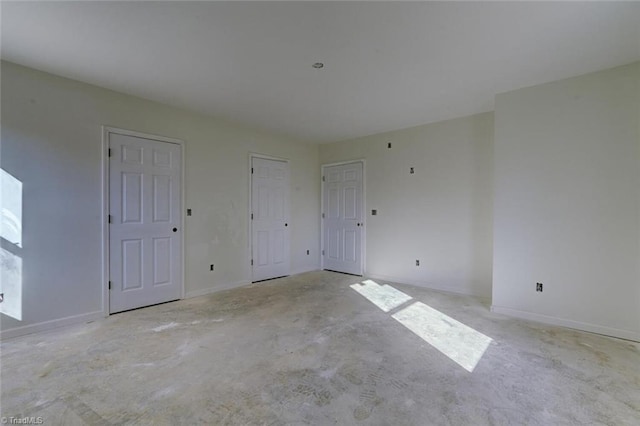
[
  {"left": 365, "top": 273, "right": 489, "bottom": 300},
  {"left": 185, "top": 280, "right": 251, "bottom": 299},
  {"left": 0, "top": 310, "right": 104, "bottom": 340},
  {"left": 490, "top": 305, "right": 640, "bottom": 343}
]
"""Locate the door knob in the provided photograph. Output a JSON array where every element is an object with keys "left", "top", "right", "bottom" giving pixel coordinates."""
[{"left": 172, "top": 227, "right": 177, "bottom": 232}]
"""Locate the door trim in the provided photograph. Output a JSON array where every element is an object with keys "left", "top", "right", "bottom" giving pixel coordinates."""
[
  {"left": 320, "top": 159, "right": 366, "bottom": 275},
  {"left": 101, "top": 126, "right": 185, "bottom": 316},
  {"left": 248, "top": 153, "right": 290, "bottom": 282}
]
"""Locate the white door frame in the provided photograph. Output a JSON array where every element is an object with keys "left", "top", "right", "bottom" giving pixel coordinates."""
[
  {"left": 101, "top": 126, "right": 185, "bottom": 316},
  {"left": 320, "top": 159, "right": 366, "bottom": 275},
  {"left": 248, "top": 153, "right": 290, "bottom": 282}
]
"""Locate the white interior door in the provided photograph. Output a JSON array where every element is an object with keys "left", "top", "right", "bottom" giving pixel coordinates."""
[
  {"left": 323, "top": 162, "right": 363, "bottom": 275},
  {"left": 109, "top": 133, "right": 182, "bottom": 313},
  {"left": 251, "top": 157, "right": 290, "bottom": 282}
]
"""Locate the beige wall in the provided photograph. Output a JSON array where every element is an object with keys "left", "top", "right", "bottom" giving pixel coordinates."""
[
  {"left": 1, "top": 61, "right": 320, "bottom": 337},
  {"left": 320, "top": 113, "right": 494, "bottom": 298},
  {"left": 492, "top": 62, "right": 640, "bottom": 341}
]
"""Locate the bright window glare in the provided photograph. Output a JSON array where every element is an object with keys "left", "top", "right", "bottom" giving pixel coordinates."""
[
  {"left": 350, "top": 279, "right": 413, "bottom": 312},
  {"left": 392, "top": 302, "right": 492, "bottom": 372},
  {"left": 1, "top": 169, "right": 22, "bottom": 246},
  {"left": 1, "top": 168, "right": 23, "bottom": 320},
  {"left": 0, "top": 248, "right": 22, "bottom": 321}
]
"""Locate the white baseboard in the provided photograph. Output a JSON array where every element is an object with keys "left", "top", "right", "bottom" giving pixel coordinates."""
[
  {"left": 365, "top": 273, "right": 489, "bottom": 300},
  {"left": 491, "top": 305, "right": 640, "bottom": 343},
  {"left": 0, "top": 310, "right": 104, "bottom": 340},
  {"left": 185, "top": 280, "right": 250, "bottom": 299}
]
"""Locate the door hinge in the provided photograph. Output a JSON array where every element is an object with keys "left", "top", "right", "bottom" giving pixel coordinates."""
[
  {"left": 108, "top": 214, "right": 112, "bottom": 224},
  {"left": 108, "top": 148, "right": 112, "bottom": 157},
  {"left": 322, "top": 250, "right": 325, "bottom": 256},
  {"left": 322, "top": 175, "right": 325, "bottom": 182},
  {"left": 251, "top": 167, "right": 254, "bottom": 174},
  {"left": 251, "top": 259, "right": 254, "bottom": 266},
  {"left": 251, "top": 213, "right": 253, "bottom": 220},
  {"left": 322, "top": 213, "right": 325, "bottom": 219},
  {"left": 108, "top": 281, "right": 112, "bottom": 290}
]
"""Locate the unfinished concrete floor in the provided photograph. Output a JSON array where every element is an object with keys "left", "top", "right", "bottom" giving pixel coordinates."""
[{"left": 1, "top": 271, "right": 639, "bottom": 425}]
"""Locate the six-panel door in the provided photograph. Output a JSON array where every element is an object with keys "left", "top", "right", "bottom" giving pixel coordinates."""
[
  {"left": 323, "top": 162, "right": 363, "bottom": 275},
  {"left": 109, "top": 133, "right": 182, "bottom": 313},
  {"left": 251, "top": 157, "right": 291, "bottom": 282}
]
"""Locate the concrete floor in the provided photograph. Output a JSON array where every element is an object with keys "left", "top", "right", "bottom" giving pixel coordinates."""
[{"left": 1, "top": 271, "right": 639, "bottom": 425}]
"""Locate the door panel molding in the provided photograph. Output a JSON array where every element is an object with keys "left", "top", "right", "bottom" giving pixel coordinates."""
[
  {"left": 249, "top": 153, "right": 291, "bottom": 282},
  {"left": 321, "top": 160, "right": 366, "bottom": 276},
  {"left": 102, "top": 126, "right": 185, "bottom": 316}
]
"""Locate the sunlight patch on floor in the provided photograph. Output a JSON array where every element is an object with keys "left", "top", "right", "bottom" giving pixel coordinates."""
[
  {"left": 350, "top": 279, "right": 492, "bottom": 372},
  {"left": 350, "top": 279, "right": 413, "bottom": 312},
  {"left": 392, "top": 301, "right": 492, "bottom": 372}
]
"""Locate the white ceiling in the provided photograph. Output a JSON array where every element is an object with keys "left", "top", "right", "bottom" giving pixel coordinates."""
[{"left": 2, "top": 1, "right": 639, "bottom": 143}]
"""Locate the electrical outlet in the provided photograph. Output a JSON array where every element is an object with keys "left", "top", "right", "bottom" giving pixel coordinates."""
[
  {"left": 306, "top": 250, "right": 310, "bottom": 255},
  {"left": 387, "top": 142, "right": 392, "bottom": 148},
  {"left": 371, "top": 209, "right": 377, "bottom": 216},
  {"left": 410, "top": 167, "right": 414, "bottom": 174},
  {"left": 536, "top": 282, "right": 543, "bottom": 292},
  {"left": 416, "top": 260, "right": 420, "bottom": 266},
  {"left": 210, "top": 264, "right": 214, "bottom": 271},
  {"left": 187, "top": 208, "right": 192, "bottom": 216}
]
